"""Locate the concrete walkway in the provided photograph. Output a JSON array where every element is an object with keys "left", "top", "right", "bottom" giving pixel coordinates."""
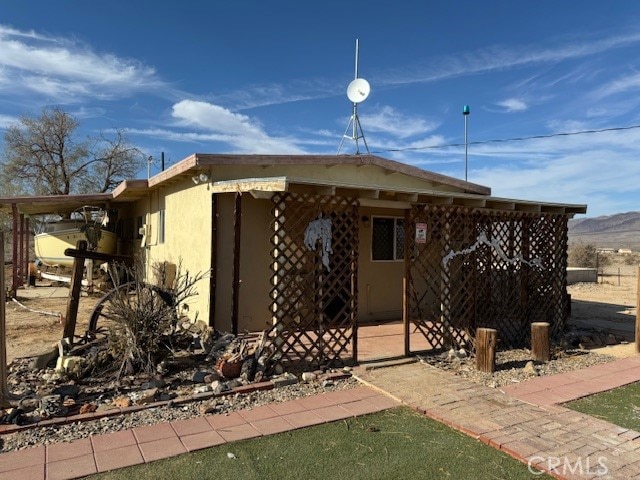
[
  {"left": 0, "top": 386, "right": 399, "bottom": 480},
  {"left": 355, "top": 356, "right": 640, "bottom": 480}
]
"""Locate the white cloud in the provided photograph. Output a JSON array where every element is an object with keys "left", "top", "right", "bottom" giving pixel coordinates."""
[
  {"left": 130, "top": 99, "right": 308, "bottom": 154},
  {"left": 0, "top": 24, "right": 161, "bottom": 102},
  {"left": 0, "top": 113, "right": 18, "bottom": 128},
  {"left": 428, "top": 128, "right": 640, "bottom": 217},
  {"left": 592, "top": 71, "right": 640, "bottom": 99},
  {"left": 361, "top": 106, "right": 440, "bottom": 138},
  {"left": 172, "top": 100, "right": 261, "bottom": 137},
  {"left": 377, "top": 32, "right": 640, "bottom": 88},
  {"left": 495, "top": 98, "right": 528, "bottom": 112}
]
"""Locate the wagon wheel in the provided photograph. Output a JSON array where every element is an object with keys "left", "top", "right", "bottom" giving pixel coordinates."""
[
  {"left": 85, "top": 281, "right": 136, "bottom": 340},
  {"left": 85, "top": 282, "right": 179, "bottom": 340}
]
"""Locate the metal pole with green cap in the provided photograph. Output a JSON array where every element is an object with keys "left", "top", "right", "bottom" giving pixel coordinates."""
[{"left": 463, "top": 105, "right": 470, "bottom": 181}]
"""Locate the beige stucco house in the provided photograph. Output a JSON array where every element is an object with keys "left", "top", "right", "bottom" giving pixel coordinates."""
[{"left": 1, "top": 154, "right": 587, "bottom": 365}]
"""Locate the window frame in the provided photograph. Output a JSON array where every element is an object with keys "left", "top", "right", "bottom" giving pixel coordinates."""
[
  {"left": 159, "top": 208, "right": 166, "bottom": 244},
  {"left": 370, "top": 215, "right": 405, "bottom": 262}
]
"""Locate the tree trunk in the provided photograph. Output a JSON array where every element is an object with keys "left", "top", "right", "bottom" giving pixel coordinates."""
[
  {"left": 531, "top": 322, "right": 550, "bottom": 362},
  {"left": 476, "top": 328, "right": 497, "bottom": 373}
]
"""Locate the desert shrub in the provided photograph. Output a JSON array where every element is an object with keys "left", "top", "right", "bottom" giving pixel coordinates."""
[
  {"left": 568, "top": 243, "right": 610, "bottom": 268},
  {"left": 104, "top": 261, "right": 209, "bottom": 378},
  {"left": 624, "top": 253, "right": 640, "bottom": 265}
]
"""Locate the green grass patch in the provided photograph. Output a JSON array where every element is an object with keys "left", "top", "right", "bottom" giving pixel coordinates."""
[
  {"left": 89, "top": 407, "right": 548, "bottom": 480},
  {"left": 566, "top": 381, "right": 640, "bottom": 430}
]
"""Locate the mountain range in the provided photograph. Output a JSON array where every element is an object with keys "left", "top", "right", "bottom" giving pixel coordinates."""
[{"left": 568, "top": 211, "right": 640, "bottom": 250}]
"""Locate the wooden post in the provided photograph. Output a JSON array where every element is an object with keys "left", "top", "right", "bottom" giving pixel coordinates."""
[
  {"left": 24, "top": 217, "right": 30, "bottom": 286},
  {"left": 636, "top": 265, "right": 640, "bottom": 354},
  {"left": 531, "top": 322, "right": 550, "bottom": 362},
  {"left": 62, "top": 240, "right": 88, "bottom": 342},
  {"left": 231, "top": 193, "right": 242, "bottom": 335},
  {"left": 476, "top": 327, "right": 497, "bottom": 373},
  {"left": 403, "top": 209, "right": 411, "bottom": 357},
  {"left": 18, "top": 214, "right": 24, "bottom": 284},
  {"left": 11, "top": 203, "right": 18, "bottom": 295},
  {"left": 0, "top": 232, "right": 18, "bottom": 407},
  {"left": 209, "top": 194, "right": 218, "bottom": 328},
  {"left": 0, "top": 231, "right": 8, "bottom": 406}
]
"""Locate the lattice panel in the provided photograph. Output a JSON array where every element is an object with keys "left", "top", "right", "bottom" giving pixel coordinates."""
[
  {"left": 267, "top": 193, "right": 358, "bottom": 367},
  {"left": 406, "top": 205, "right": 569, "bottom": 352}
]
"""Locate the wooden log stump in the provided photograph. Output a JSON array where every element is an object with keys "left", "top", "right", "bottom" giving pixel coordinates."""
[
  {"left": 476, "top": 328, "right": 497, "bottom": 373},
  {"left": 531, "top": 322, "right": 550, "bottom": 362}
]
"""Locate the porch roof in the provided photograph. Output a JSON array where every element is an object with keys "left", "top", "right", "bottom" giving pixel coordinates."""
[
  {"left": 209, "top": 176, "right": 587, "bottom": 215},
  {"left": 0, "top": 180, "right": 148, "bottom": 216}
]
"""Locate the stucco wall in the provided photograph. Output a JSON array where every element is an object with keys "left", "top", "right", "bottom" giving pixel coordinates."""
[{"left": 139, "top": 181, "right": 213, "bottom": 322}]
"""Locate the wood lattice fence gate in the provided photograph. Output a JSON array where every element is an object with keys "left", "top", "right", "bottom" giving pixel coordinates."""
[
  {"left": 267, "top": 193, "right": 359, "bottom": 367},
  {"left": 405, "top": 205, "right": 568, "bottom": 353}
]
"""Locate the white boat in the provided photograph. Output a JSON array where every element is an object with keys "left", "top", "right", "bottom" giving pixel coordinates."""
[{"left": 34, "top": 207, "right": 118, "bottom": 268}]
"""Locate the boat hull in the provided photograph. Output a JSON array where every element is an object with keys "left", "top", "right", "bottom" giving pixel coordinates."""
[{"left": 35, "top": 229, "right": 118, "bottom": 268}]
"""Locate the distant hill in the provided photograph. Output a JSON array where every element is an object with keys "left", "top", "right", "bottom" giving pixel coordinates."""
[{"left": 569, "top": 211, "right": 640, "bottom": 250}]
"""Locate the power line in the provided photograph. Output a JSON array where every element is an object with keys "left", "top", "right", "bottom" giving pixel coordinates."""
[{"left": 371, "top": 123, "right": 640, "bottom": 154}]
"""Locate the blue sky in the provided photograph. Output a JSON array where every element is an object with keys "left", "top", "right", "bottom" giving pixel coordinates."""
[{"left": 2, "top": 2, "right": 640, "bottom": 217}]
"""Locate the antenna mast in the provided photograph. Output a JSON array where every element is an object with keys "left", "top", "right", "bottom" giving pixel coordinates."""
[{"left": 338, "top": 39, "right": 370, "bottom": 155}]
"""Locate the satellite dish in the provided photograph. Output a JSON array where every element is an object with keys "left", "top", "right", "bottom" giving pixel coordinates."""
[{"left": 347, "top": 78, "right": 370, "bottom": 104}]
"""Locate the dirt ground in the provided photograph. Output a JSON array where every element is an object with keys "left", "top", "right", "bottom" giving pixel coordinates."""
[
  {"left": 3, "top": 266, "right": 98, "bottom": 364},
  {"left": 1, "top": 256, "right": 639, "bottom": 365},
  {"left": 567, "top": 256, "right": 638, "bottom": 358}
]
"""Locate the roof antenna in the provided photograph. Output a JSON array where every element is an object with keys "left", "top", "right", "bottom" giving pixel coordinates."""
[
  {"left": 463, "top": 105, "right": 470, "bottom": 181},
  {"left": 338, "top": 39, "right": 371, "bottom": 155}
]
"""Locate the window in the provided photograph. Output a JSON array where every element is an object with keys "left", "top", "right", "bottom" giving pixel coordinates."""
[
  {"left": 136, "top": 216, "right": 144, "bottom": 239},
  {"left": 372, "top": 217, "right": 404, "bottom": 261},
  {"left": 159, "top": 209, "right": 166, "bottom": 244}
]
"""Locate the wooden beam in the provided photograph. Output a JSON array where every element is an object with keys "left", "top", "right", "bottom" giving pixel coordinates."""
[
  {"left": 11, "top": 204, "right": 18, "bottom": 295},
  {"left": 0, "top": 232, "right": 18, "bottom": 407},
  {"left": 335, "top": 188, "right": 379, "bottom": 199},
  {"left": 515, "top": 203, "right": 542, "bottom": 213},
  {"left": 418, "top": 195, "right": 454, "bottom": 205},
  {"left": 64, "top": 248, "right": 134, "bottom": 266},
  {"left": 403, "top": 209, "right": 411, "bottom": 357},
  {"left": 24, "top": 217, "right": 30, "bottom": 286},
  {"left": 540, "top": 206, "right": 566, "bottom": 214},
  {"left": 453, "top": 197, "right": 486, "bottom": 208},
  {"left": 19, "top": 214, "right": 24, "bottom": 285},
  {"left": 231, "top": 193, "right": 242, "bottom": 335},
  {"left": 486, "top": 201, "right": 515, "bottom": 211},
  {"left": 209, "top": 194, "right": 218, "bottom": 328},
  {"left": 289, "top": 184, "right": 335, "bottom": 195},
  {"left": 62, "top": 241, "right": 88, "bottom": 343},
  {"left": 211, "top": 177, "right": 287, "bottom": 193},
  {"left": 249, "top": 190, "right": 275, "bottom": 200},
  {"left": 397, "top": 193, "right": 419, "bottom": 203}
]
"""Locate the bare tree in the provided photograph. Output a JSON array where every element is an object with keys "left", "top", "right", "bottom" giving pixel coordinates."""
[
  {"left": 1, "top": 107, "right": 145, "bottom": 195},
  {"left": 81, "top": 130, "right": 147, "bottom": 193}
]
